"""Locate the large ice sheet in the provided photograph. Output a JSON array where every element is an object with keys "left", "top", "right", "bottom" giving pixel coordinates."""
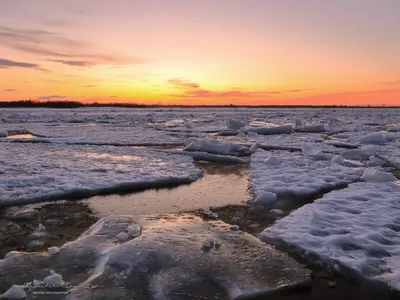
[
  {"left": 0, "top": 144, "right": 202, "bottom": 206},
  {"left": 250, "top": 149, "right": 363, "bottom": 207},
  {"left": 14, "top": 123, "right": 183, "bottom": 146},
  {"left": 262, "top": 182, "right": 400, "bottom": 290},
  {"left": 0, "top": 214, "right": 310, "bottom": 300}
]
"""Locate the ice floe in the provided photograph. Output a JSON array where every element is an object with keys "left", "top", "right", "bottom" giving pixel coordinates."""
[
  {"left": 262, "top": 182, "right": 400, "bottom": 290},
  {"left": 0, "top": 143, "right": 202, "bottom": 206},
  {"left": 250, "top": 149, "right": 364, "bottom": 207}
]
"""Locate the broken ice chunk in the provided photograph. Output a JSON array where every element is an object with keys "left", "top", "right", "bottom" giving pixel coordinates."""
[
  {"left": 127, "top": 224, "right": 141, "bottom": 238},
  {"left": 0, "top": 285, "right": 26, "bottom": 299},
  {"left": 116, "top": 232, "right": 129, "bottom": 243},
  {"left": 48, "top": 247, "right": 60, "bottom": 256},
  {"left": 226, "top": 118, "right": 245, "bottom": 129},
  {"left": 43, "top": 270, "right": 64, "bottom": 287},
  {"left": 202, "top": 234, "right": 215, "bottom": 250},
  {"left": 361, "top": 169, "right": 397, "bottom": 182}
]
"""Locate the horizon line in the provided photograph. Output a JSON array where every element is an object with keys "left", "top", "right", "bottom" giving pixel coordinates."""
[{"left": 0, "top": 100, "right": 399, "bottom": 109}]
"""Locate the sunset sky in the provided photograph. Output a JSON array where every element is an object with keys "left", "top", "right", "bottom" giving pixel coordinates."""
[{"left": 1, "top": 0, "right": 399, "bottom": 106}]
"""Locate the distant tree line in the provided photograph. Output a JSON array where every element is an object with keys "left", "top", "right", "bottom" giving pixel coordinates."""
[
  {"left": 0, "top": 100, "right": 398, "bottom": 109},
  {"left": 0, "top": 100, "right": 151, "bottom": 108}
]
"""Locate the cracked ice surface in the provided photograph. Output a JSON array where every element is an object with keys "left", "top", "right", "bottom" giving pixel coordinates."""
[
  {"left": 0, "top": 143, "right": 202, "bottom": 206},
  {"left": 0, "top": 214, "right": 310, "bottom": 300}
]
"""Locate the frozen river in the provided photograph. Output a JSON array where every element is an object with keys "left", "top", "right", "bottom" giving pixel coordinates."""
[{"left": 0, "top": 107, "right": 399, "bottom": 299}]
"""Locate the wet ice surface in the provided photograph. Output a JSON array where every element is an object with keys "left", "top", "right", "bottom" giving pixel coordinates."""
[
  {"left": 1, "top": 107, "right": 400, "bottom": 296},
  {"left": 0, "top": 202, "right": 98, "bottom": 258},
  {"left": 0, "top": 214, "right": 310, "bottom": 300},
  {"left": 83, "top": 163, "right": 250, "bottom": 217}
]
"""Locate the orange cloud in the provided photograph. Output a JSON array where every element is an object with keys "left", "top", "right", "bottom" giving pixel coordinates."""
[{"left": 166, "top": 78, "right": 309, "bottom": 100}]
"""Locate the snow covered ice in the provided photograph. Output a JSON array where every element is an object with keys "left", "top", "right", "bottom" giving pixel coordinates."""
[
  {"left": 262, "top": 182, "right": 400, "bottom": 290},
  {"left": 250, "top": 148, "right": 363, "bottom": 208},
  {"left": 0, "top": 143, "right": 202, "bottom": 206}
]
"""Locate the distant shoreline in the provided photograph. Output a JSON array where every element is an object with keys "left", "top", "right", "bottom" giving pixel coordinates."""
[{"left": 0, "top": 100, "right": 399, "bottom": 109}]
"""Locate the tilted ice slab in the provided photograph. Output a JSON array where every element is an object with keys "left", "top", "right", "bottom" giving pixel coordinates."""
[
  {"left": 261, "top": 182, "right": 400, "bottom": 290},
  {"left": 0, "top": 214, "right": 310, "bottom": 300},
  {"left": 250, "top": 149, "right": 363, "bottom": 207},
  {"left": 184, "top": 138, "right": 250, "bottom": 156},
  {"left": 0, "top": 143, "right": 202, "bottom": 206},
  {"left": 163, "top": 150, "right": 248, "bottom": 164}
]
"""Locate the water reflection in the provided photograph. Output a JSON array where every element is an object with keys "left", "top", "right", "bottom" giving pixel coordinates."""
[
  {"left": 7, "top": 134, "right": 37, "bottom": 139},
  {"left": 81, "top": 163, "right": 250, "bottom": 217}
]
